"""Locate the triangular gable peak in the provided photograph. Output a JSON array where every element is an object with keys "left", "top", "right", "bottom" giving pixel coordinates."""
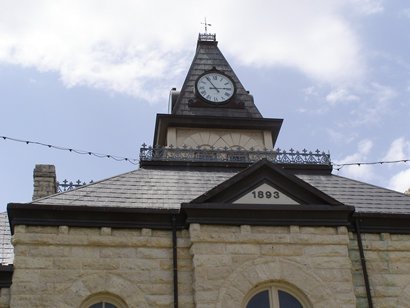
[
  {"left": 233, "top": 182, "right": 300, "bottom": 205},
  {"left": 190, "top": 159, "right": 342, "bottom": 206},
  {"left": 171, "top": 34, "right": 262, "bottom": 118}
]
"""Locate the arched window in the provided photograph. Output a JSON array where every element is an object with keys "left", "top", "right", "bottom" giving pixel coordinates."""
[
  {"left": 245, "top": 284, "right": 310, "bottom": 308},
  {"left": 81, "top": 293, "right": 128, "bottom": 308}
]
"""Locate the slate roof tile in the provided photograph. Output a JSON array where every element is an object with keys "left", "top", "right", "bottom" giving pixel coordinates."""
[
  {"left": 3, "top": 166, "right": 410, "bottom": 267},
  {"left": 29, "top": 167, "right": 410, "bottom": 214},
  {"left": 297, "top": 173, "right": 410, "bottom": 213},
  {"left": 32, "top": 168, "right": 237, "bottom": 209},
  {"left": 172, "top": 39, "right": 262, "bottom": 118}
]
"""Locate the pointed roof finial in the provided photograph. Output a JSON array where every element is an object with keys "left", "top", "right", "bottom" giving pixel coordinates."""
[{"left": 201, "top": 17, "right": 211, "bottom": 34}]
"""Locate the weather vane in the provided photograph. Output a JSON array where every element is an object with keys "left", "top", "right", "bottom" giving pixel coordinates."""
[{"left": 201, "top": 17, "right": 211, "bottom": 34}]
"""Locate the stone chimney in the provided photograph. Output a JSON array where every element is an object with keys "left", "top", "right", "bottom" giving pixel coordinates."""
[{"left": 32, "top": 164, "right": 57, "bottom": 200}]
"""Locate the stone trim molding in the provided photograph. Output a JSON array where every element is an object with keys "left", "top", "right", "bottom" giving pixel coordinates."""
[
  {"left": 7, "top": 203, "right": 185, "bottom": 233},
  {"left": 243, "top": 282, "right": 312, "bottom": 308},
  {"left": 80, "top": 292, "right": 128, "bottom": 308},
  {"left": 351, "top": 213, "right": 410, "bottom": 234},
  {"left": 8, "top": 203, "right": 410, "bottom": 235},
  {"left": 182, "top": 203, "right": 353, "bottom": 227},
  {"left": 215, "top": 257, "right": 340, "bottom": 308},
  {"left": 61, "top": 273, "right": 148, "bottom": 308}
]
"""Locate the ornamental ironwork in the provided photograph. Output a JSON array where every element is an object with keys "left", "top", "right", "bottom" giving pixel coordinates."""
[
  {"left": 198, "top": 33, "right": 216, "bottom": 42},
  {"left": 57, "top": 179, "right": 93, "bottom": 192},
  {"left": 139, "top": 144, "right": 331, "bottom": 165}
]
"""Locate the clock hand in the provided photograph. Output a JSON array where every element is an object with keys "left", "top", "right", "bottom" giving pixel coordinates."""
[{"left": 206, "top": 77, "right": 220, "bottom": 93}]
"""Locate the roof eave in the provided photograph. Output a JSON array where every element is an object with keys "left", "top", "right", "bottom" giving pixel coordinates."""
[{"left": 7, "top": 203, "right": 185, "bottom": 234}]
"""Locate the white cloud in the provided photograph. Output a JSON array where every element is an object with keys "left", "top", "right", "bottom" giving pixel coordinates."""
[
  {"left": 303, "top": 86, "right": 321, "bottom": 98},
  {"left": 222, "top": 1, "right": 365, "bottom": 84},
  {"left": 326, "top": 88, "right": 360, "bottom": 105},
  {"left": 337, "top": 137, "right": 410, "bottom": 190},
  {"left": 0, "top": 0, "right": 371, "bottom": 101},
  {"left": 371, "top": 82, "right": 398, "bottom": 102},
  {"left": 349, "top": 82, "right": 397, "bottom": 126},
  {"left": 0, "top": 0, "right": 197, "bottom": 102},
  {"left": 326, "top": 128, "right": 358, "bottom": 145},
  {"left": 384, "top": 138, "right": 410, "bottom": 192},
  {"left": 336, "top": 139, "right": 375, "bottom": 181},
  {"left": 347, "top": 0, "right": 384, "bottom": 15},
  {"left": 388, "top": 168, "right": 410, "bottom": 193},
  {"left": 383, "top": 137, "right": 410, "bottom": 161}
]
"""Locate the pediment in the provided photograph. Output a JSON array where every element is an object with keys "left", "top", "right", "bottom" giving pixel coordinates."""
[
  {"left": 190, "top": 159, "right": 342, "bottom": 206},
  {"left": 233, "top": 182, "right": 300, "bottom": 205}
]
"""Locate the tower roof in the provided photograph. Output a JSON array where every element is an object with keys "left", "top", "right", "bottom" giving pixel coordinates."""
[{"left": 171, "top": 34, "right": 262, "bottom": 118}]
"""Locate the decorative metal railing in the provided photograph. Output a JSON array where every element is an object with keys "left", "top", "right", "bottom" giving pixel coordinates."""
[
  {"left": 57, "top": 179, "right": 93, "bottom": 192},
  {"left": 199, "top": 33, "right": 216, "bottom": 42},
  {"left": 139, "top": 144, "right": 331, "bottom": 165}
]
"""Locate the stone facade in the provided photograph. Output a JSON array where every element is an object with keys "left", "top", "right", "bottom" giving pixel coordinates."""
[
  {"left": 190, "top": 224, "right": 355, "bottom": 308},
  {"left": 8, "top": 221, "right": 410, "bottom": 307},
  {"left": 10, "top": 225, "right": 193, "bottom": 308},
  {"left": 349, "top": 232, "right": 410, "bottom": 307},
  {"left": 0, "top": 289, "right": 10, "bottom": 308}
]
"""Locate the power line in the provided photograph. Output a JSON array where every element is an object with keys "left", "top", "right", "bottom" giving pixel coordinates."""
[
  {"left": 0, "top": 135, "right": 139, "bottom": 165},
  {"left": 2, "top": 135, "right": 409, "bottom": 170},
  {"left": 333, "top": 159, "right": 409, "bottom": 171}
]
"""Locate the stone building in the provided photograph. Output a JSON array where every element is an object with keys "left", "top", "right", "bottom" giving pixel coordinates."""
[{"left": 2, "top": 33, "right": 410, "bottom": 308}]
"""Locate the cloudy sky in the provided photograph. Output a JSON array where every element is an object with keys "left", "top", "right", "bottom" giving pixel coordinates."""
[{"left": 1, "top": 0, "right": 410, "bottom": 211}]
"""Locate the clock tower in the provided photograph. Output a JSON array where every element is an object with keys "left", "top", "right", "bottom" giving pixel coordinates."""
[
  {"left": 150, "top": 33, "right": 283, "bottom": 162},
  {"left": 7, "top": 29, "right": 410, "bottom": 308}
]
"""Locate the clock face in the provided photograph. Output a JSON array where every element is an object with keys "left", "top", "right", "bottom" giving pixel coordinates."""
[{"left": 196, "top": 72, "right": 235, "bottom": 104}]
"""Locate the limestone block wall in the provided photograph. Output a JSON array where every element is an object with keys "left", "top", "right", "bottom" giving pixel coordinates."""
[
  {"left": 10, "top": 225, "right": 194, "bottom": 308},
  {"left": 189, "top": 224, "right": 356, "bottom": 308},
  {"left": 0, "top": 288, "right": 10, "bottom": 308},
  {"left": 349, "top": 232, "right": 410, "bottom": 307}
]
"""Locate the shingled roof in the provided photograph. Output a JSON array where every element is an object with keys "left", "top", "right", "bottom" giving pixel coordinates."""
[
  {"left": 3, "top": 165, "right": 410, "bottom": 266},
  {"left": 297, "top": 173, "right": 410, "bottom": 214},
  {"left": 31, "top": 167, "right": 238, "bottom": 209},
  {"left": 28, "top": 166, "right": 410, "bottom": 214}
]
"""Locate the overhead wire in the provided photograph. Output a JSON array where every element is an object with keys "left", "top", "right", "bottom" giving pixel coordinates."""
[
  {"left": 0, "top": 135, "right": 139, "bottom": 165},
  {"left": 333, "top": 159, "right": 409, "bottom": 171},
  {"left": 1, "top": 135, "right": 409, "bottom": 169}
]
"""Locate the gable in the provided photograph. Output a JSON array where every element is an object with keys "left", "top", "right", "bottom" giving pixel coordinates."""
[
  {"left": 233, "top": 182, "right": 300, "bottom": 205},
  {"left": 190, "top": 159, "right": 342, "bottom": 206}
]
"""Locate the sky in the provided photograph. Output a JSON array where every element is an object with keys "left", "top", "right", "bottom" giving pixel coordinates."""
[{"left": 1, "top": 0, "right": 410, "bottom": 212}]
